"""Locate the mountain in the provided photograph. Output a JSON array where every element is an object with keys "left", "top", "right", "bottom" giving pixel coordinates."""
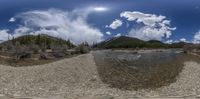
[
  {"left": 94, "top": 36, "right": 169, "bottom": 49},
  {"left": 169, "top": 42, "right": 189, "bottom": 48},
  {"left": 146, "top": 40, "right": 169, "bottom": 48},
  {"left": 94, "top": 36, "right": 146, "bottom": 49},
  {"left": 0, "top": 34, "right": 75, "bottom": 49}
]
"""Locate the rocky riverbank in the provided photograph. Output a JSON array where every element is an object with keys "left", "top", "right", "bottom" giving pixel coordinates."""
[{"left": 0, "top": 51, "right": 200, "bottom": 99}]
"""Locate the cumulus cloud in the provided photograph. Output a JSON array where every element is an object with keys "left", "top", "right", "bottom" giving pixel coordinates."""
[
  {"left": 121, "top": 11, "right": 167, "bottom": 26},
  {"left": 180, "top": 38, "right": 188, "bottom": 42},
  {"left": 193, "top": 31, "right": 200, "bottom": 44},
  {"left": 14, "top": 26, "right": 31, "bottom": 35},
  {"left": 107, "top": 19, "right": 123, "bottom": 29},
  {"left": 106, "top": 31, "right": 111, "bottom": 35},
  {"left": 114, "top": 33, "right": 121, "bottom": 37},
  {"left": 2, "top": 8, "right": 104, "bottom": 45},
  {"left": 129, "top": 26, "right": 175, "bottom": 41},
  {"left": 165, "top": 38, "right": 189, "bottom": 44},
  {"left": 164, "top": 39, "right": 174, "bottom": 44},
  {"left": 0, "top": 29, "right": 12, "bottom": 42},
  {"left": 164, "top": 39, "right": 179, "bottom": 44},
  {"left": 120, "top": 11, "right": 176, "bottom": 41},
  {"left": 9, "top": 17, "right": 16, "bottom": 22}
]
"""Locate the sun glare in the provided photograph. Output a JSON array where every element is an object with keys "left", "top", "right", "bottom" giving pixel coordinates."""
[{"left": 94, "top": 7, "right": 108, "bottom": 12}]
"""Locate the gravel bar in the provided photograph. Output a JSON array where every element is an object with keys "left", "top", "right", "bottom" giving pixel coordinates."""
[{"left": 0, "top": 52, "right": 200, "bottom": 98}]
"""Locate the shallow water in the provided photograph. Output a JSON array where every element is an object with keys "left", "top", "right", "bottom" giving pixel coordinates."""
[
  {"left": 93, "top": 50, "right": 200, "bottom": 90},
  {"left": 100, "top": 50, "right": 181, "bottom": 70}
]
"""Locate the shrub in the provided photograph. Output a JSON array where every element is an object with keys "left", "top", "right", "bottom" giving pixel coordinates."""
[
  {"left": 14, "top": 47, "right": 32, "bottom": 60},
  {"left": 183, "top": 44, "right": 200, "bottom": 53},
  {"left": 13, "top": 42, "right": 33, "bottom": 60},
  {"left": 0, "top": 45, "right": 3, "bottom": 51},
  {"left": 50, "top": 44, "right": 70, "bottom": 58},
  {"left": 75, "top": 43, "right": 89, "bottom": 54},
  {"left": 6, "top": 41, "right": 15, "bottom": 52},
  {"left": 51, "top": 45, "right": 64, "bottom": 52},
  {"left": 28, "top": 44, "right": 40, "bottom": 54},
  {"left": 32, "top": 45, "right": 40, "bottom": 54}
]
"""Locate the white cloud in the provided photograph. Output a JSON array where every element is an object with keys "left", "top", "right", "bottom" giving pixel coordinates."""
[
  {"left": 165, "top": 38, "right": 189, "bottom": 44},
  {"left": 9, "top": 17, "right": 16, "bottom": 22},
  {"left": 14, "top": 26, "right": 31, "bottom": 35},
  {"left": 120, "top": 11, "right": 166, "bottom": 26},
  {"left": 0, "top": 29, "right": 12, "bottom": 42},
  {"left": 164, "top": 40, "right": 174, "bottom": 44},
  {"left": 193, "top": 31, "right": 200, "bottom": 44},
  {"left": 129, "top": 26, "right": 175, "bottom": 41},
  {"left": 108, "top": 19, "right": 123, "bottom": 29},
  {"left": 164, "top": 39, "right": 179, "bottom": 44},
  {"left": 180, "top": 38, "right": 188, "bottom": 42},
  {"left": 120, "top": 11, "right": 176, "bottom": 41},
  {"left": 114, "top": 33, "right": 121, "bottom": 37},
  {"left": 7, "top": 9, "right": 104, "bottom": 45},
  {"left": 106, "top": 31, "right": 111, "bottom": 35}
]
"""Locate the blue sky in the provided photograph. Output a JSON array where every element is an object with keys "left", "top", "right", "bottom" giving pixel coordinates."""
[{"left": 0, "top": 0, "right": 200, "bottom": 44}]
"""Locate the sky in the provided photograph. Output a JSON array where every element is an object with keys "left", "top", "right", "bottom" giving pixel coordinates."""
[{"left": 0, "top": 0, "right": 200, "bottom": 44}]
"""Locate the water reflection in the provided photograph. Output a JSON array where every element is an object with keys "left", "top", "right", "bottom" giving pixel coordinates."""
[{"left": 94, "top": 50, "right": 200, "bottom": 90}]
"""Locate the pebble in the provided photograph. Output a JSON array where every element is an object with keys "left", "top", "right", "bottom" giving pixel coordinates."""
[
  {"left": 0, "top": 53, "right": 199, "bottom": 98},
  {"left": 0, "top": 94, "right": 5, "bottom": 97}
]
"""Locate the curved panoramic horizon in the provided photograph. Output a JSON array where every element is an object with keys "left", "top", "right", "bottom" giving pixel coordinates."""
[
  {"left": 1, "top": 1, "right": 200, "bottom": 99},
  {"left": 0, "top": 0, "right": 200, "bottom": 44}
]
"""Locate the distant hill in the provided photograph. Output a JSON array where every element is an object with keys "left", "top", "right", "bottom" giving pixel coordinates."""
[
  {"left": 169, "top": 42, "right": 188, "bottom": 48},
  {"left": 1, "top": 34, "right": 75, "bottom": 49},
  {"left": 94, "top": 36, "right": 146, "bottom": 49},
  {"left": 146, "top": 40, "right": 169, "bottom": 48},
  {"left": 94, "top": 36, "right": 169, "bottom": 49}
]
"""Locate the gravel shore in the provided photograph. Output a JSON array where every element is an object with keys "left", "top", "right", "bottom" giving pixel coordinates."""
[{"left": 0, "top": 52, "right": 200, "bottom": 98}]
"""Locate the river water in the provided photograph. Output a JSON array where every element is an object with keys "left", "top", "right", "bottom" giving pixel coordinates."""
[{"left": 93, "top": 49, "right": 200, "bottom": 90}]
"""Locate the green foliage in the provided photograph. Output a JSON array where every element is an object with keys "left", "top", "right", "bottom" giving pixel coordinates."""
[
  {"left": 95, "top": 36, "right": 169, "bottom": 49},
  {"left": 146, "top": 40, "right": 169, "bottom": 48},
  {"left": 95, "top": 36, "right": 146, "bottom": 49},
  {"left": 4, "top": 34, "right": 75, "bottom": 50},
  {"left": 169, "top": 42, "right": 187, "bottom": 48}
]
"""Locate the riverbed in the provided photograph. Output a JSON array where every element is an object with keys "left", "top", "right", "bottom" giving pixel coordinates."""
[
  {"left": 93, "top": 49, "right": 200, "bottom": 90},
  {"left": 0, "top": 50, "right": 200, "bottom": 98}
]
